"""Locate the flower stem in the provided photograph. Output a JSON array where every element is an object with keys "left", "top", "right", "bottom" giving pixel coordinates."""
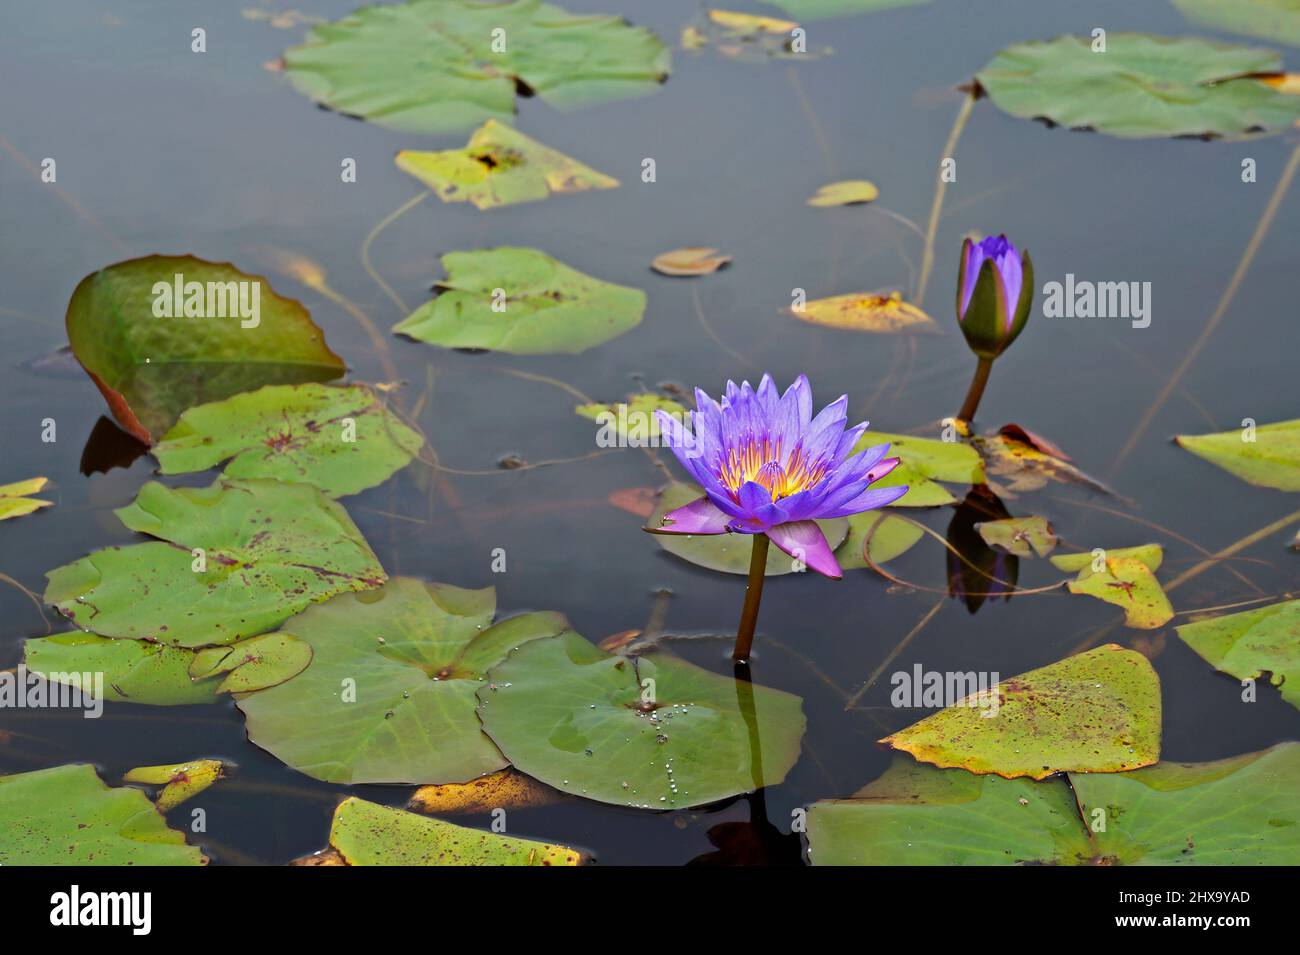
[
  {"left": 956, "top": 356, "right": 994, "bottom": 424},
  {"left": 733, "top": 534, "right": 771, "bottom": 663}
]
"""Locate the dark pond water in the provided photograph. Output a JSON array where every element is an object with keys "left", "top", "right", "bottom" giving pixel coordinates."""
[{"left": 1, "top": 0, "right": 1297, "bottom": 864}]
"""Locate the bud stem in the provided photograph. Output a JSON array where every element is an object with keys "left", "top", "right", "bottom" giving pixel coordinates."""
[
  {"left": 733, "top": 533, "right": 771, "bottom": 663},
  {"left": 957, "top": 356, "right": 994, "bottom": 424}
]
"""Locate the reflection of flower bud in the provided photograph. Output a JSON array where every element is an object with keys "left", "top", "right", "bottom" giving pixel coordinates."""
[{"left": 956, "top": 235, "right": 1033, "bottom": 359}]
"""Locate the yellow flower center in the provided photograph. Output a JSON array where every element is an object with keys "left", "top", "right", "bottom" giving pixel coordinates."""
[{"left": 717, "top": 437, "right": 824, "bottom": 502}]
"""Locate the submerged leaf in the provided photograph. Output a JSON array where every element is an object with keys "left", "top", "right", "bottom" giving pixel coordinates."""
[
  {"left": 238, "top": 579, "right": 568, "bottom": 784},
  {"left": 153, "top": 383, "right": 422, "bottom": 498},
  {"left": 124, "top": 759, "right": 225, "bottom": 812},
  {"left": 1176, "top": 418, "right": 1300, "bottom": 491},
  {"left": 478, "top": 630, "right": 806, "bottom": 808},
  {"left": 977, "top": 33, "right": 1300, "bottom": 139},
  {"left": 0, "top": 764, "right": 203, "bottom": 865},
  {"left": 65, "top": 255, "right": 344, "bottom": 444},
  {"left": 283, "top": 0, "right": 669, "bottom": 134},
  {"left": 973, "top": 430, "right": 1111, "bottom": 496},
  {"left": 1176, "top": 598, "right": 1300, "bottom": 710},
  {"left": 394, "top": 247, "right": 645, "bottom": 355},
  {"left": 650, "top": 247, "right": 732, "bottom": 276},
  {"left": 807, "top": 179, "right": 879, "bottom": 206},
  {"left": 44, "top": 478, "right": 385, "bottom": 647},
  {"left": 396, "top": 121, "right": 617, "bottom": 210},
  {"left": 880, "top": 644, "right": 1161, "bottom": 779},
  {"left": 793, "top": 291, "right": 938, "bottom": 333},
  {"left": 323, "top": 797, "right": 583, "bottom": 865},
  {"left": 0, "top": 476, "right": 52, "bottom": 521}
]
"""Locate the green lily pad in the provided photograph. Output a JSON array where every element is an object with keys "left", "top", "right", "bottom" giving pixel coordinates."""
[
  {"left": 976, "top": 516, "right": 1057, "bottom": 558},
  {"left": 66, "top": 255, "right": 345, "bottom": 444},
  {"left": 0, "top": 476, "right": 52, "bottom": 521},
  {"left": 323, "top": 797, "right": 583, "bottom": 865},
  {"left": 1173, "top": 0, "right": 1300, "bottom": 49},
  {"left": 283, "top": 0, "right": 669, "bottom": 135},
  {"left": 394, "top": 247, "right": 645, "bottom": 355},
  {"left": 1062, "top": 554, "right": 1174, "bottom": 630},
  {"left": 238, "top": 579, "right": 569, "bottom": 784},
  {"left": 648, "top": 481, "right": 848, "bottom": 575},
  {"left": 153, "top": 383, "right": 422, "bottom": 498},
  {"left": 837, "top": 510, "right": 925, "bottom": 569},
  {"left": 44, "top": 478, "right": 385, "bottom": 648},
  {"left": 763, "top": 0, "right": 928, "bottom": 20},
  {"left": 1176, "top": 418, "right": 1300, "bottom": 491},
  {"left": 478, "top": 630, "right": 806, "bottom": 808},
  {"left": 880, "top": 644, "right": 1161, "bottom": 779},
  {"left": 874, "top": 463, "right": 955, "bottom": 507},
  {"left": 808, "top": 742, "right": 1300, "bottom": 865},
  {"left": 0, "top": 764, "right": 203, "bottom": 865},
  {"left": 976, "top": 33, "right": 1300, "bottom": 139},
  {"left": 575, "top": 393, "right": 688, "bottom": 443},
  {"left": 1050, "top": 543, "right": 1163, "bottom": 574},
  {"left": 124, "top": 759, "right": 225, "bottom": 812},
  {"left": 855, "top": 430, "right": 984, "bottom": 484},
  {"left": 397, "top": 121, "right": 618, "bottom": 210},
  {"left": 1176, "top": 598, "right": 1300, "bottom": 710},
  {"left": 188, "top": 632, "right": 314, "bottom": 694}
]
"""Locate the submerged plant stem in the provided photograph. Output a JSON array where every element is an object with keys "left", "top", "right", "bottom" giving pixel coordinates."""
[
  {"left": 915, "top": 89, "right": 976, "bottom": 308},
  {"left": 733, "top": 534, "right": 771, "bottom": 663},
  {"left": 956, "top": 355, "right": 993, "bottom": 423}
]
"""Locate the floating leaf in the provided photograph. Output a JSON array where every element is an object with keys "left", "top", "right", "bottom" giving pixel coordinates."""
[
  {"left": 1176, "top": 418, "right": 1300, "bottom": 491},
  {"left": 44, "top": 478, "right": 385, "bottom": 648},
  {"left": 976, "top": 33, "right": 1300, "bottom": 139},
  {"left": 239, "top": 579, "right": 568, "bottom": 784},
  {"left": 1173, "top": 0, "right": 1300, "bottom": 49},
  {"left": 837, "top": 510, "right": 925, "bottom": 569},
  {"left": 763, "top": 0, "right": 928, "bottom": 20},
  {"left": 793, "top": 291, "right": 938, "bottom": 334},
  {"left": 975, "top": 516, "right": 1057, "bottom": 558},
  {"left": 283, "top": 0, "right": 669, "bottom": 134},
  {"left": 1062, "top": 555, "right": 1173, "bottom": 630},
  {"left": 394, "top": 247, "right": 645, "bottom": 355},
  {"left": 854, "top": 429, "right": 984, "bottom": 483},
  {"left": 1176, "top": 598, "right": 1300, "bottom": 710},
  {"left": 973, "top": 431, "right": 1112, "bottom": 496},
  {"left": 0, "top": 477, "right": 52, "bottom": 521},
  {"left": 153, "top": 383, "right": 422, "bottom": 498},
  {"left": 409, "top": 768, "right": 561, "bottom": 815},
  {"left": 808, "top": 743, "right": 1300, "bottom": 865},
  {"left": 1050, "top": 543, "right": 1163, "bottom": 575},
  {"left": 871, "top": 462, "right": 955, "bottom": 507},
  {"left": 189, "top": 632, "right": 313, "bottom": 694},
  {"left": 322, "top": 797, "right": 583, "bottom": 865},
  {"left": 709, "top": 9, "right": 799, "bottom": 33},
  {"left": 0, "top": 764, "right": 203, "bottom": 865},
  {"left": 648, "top": 481, "right": 848, "bottom": 575},
  {"left": 396, "top": 121, "right": 617, "bottom": 210},
  {"left": 66, "top": 255, "right": 345, "bottom": 444},
  {"left": 880, "top": 644, "right": 1161, "bottom": 779},
  {"left": 807, "top": 180, "right": 879, "bottom": 206},
  {"left": 650, "top": 247, "right": 732, "bottom": 276},
  {"left": 683, "top": 9, "right": 819, "bottom": 61},
  {"left": 124, "top": 759, "right": 225, "bottom": 812},
  {"left": 575, "top": 393, "right": 687, "bottom": 443},
  {"left": 478, "top": 630, "right": 806, "bottom": 808}
]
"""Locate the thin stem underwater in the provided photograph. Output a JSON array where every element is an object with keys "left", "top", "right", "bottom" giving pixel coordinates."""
[{"left": 733, "top": 533, "right": 771, "bottom": 663}]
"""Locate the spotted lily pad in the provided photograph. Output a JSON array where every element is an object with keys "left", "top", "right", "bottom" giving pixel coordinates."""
[
  {"left": 793, "top": 291, "right": 938, "bottom": 333},
  {"left": 66, "top": 255, "right": 345, "bottom": 444},
  {"left": 976, "top": 33, "right": 1300, "bottom": 139},
  {"left": 1060, "top": 552, "right": 1173, "bottom": 630},
  {"left": 973, "top": 430, "right": 1112, "bottom": 496},
  {"left": 648, "top": 481, "right": 848, "bottom": 575},
  {"left": 478, "top": 630, "right": 806, "bottom": 808},
  {"left": 394, "top": 247, "right": 645, "bottom": 355},
  {"left": 153, "top": 383, "right": 422, "bottom": 497},
  {"left": 976, "top": 516, "right": 1057, "bottom": 558},
  {"left": 1050, "top": 544, "right": 1163, "bottom": 575},
  {"left": 283, "top": 0, "right": 669, "bottom": 134},
  {"left": 1175, "top": 418, "right": 1300, "bottom": 491},
  {"left": 409, "top": 769, "right": 562, "bottom": 815},
  {"left": 880, "top": 644, "right": 1161, "bottom": 779},
  {"left": 808, "top": 742, "right": 1300, "bottom": 865},
  {"left": 0, "top": 764, "right": 203, "bottom": 865},
  {"left": 1176, "top": 598, "right": 1300, "bottom": 710},
  {"left": 44, "top": 478, "right": 385, "bottom": 648},
  {"left": 188, "top": 632, "right": 313, "bottom": 694},
  {"left": 238, "top": 579, "right": 569, "bottom": 784},
  {"left": 1173, "top": 0, "right": 1300, "bottom": 49},
  {"left": 807, "top": 180, "right": 879, "bottom": 206},
  {"left": 396, "top": 121, "right": 617, "bottom": 210},
  {"left": 322, "top": 796, "right": 583, "bottom": 865},
  {"left": 124, "top": 759, "right": 225, "bottom": 812},
  {"left": 0, "top": 477, "right": 52, "bottom": 521}
]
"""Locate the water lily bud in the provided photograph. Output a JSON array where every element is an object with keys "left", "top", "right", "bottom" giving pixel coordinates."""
[{"left": 955, "top": 235, "right": 1033, "bottom": 359}]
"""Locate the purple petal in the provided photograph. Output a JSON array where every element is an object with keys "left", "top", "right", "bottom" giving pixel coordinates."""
[
  {"left": 766, "top": 521, "right": 842, "bottom": 579},
  {"left": 819, "top": 484, "right": 909, "bottom": 519},
  {"left": 649, "top": 495, "right": 731, "bottom": 535}
]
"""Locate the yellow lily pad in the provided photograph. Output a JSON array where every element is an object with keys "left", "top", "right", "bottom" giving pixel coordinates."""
[
  {"left": 793, "top": 291, "right": 938, "bottom": 333},
  {"left": 0, "top": 477, "right": 52, "bottom": 521},
  {"left": 651, "top": 247, "right": 732, "bottom": 276},
  {"left": 807, "top": 179, "right": 879, "bottom": 206},
  {"left": 124, "top": 759, "right": 225, "bottom": 812}
]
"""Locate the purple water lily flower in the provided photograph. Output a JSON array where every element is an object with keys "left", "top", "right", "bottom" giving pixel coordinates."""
[
  {"left": 648, "top": 374, "right": 907, "bottom": 579},
  {"left": 956, "top": 234, "right": 1034, "bottom": 360}
]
